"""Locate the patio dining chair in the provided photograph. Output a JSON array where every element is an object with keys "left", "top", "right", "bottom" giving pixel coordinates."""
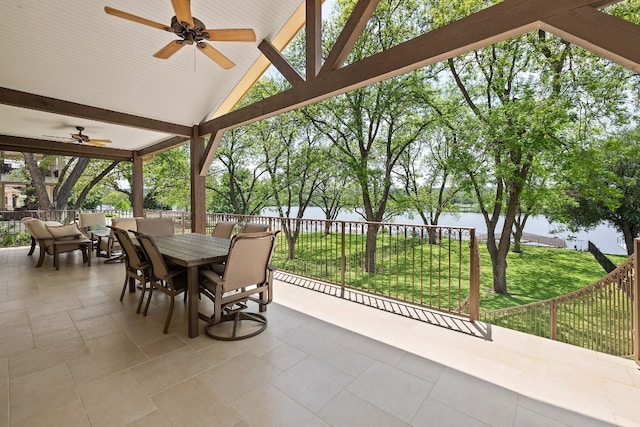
[
  {"left": 212, "top": 221, "right": 237, "bottom": 239},
  {"left": 134, "top": 231, "right": 187, "bottom": 334},
  {"left": 241, "top": 222, "right": 270, "bottom": 233},
  {"left": 199, "top": 230, "right": 279, "bottom": 340},
  {"left": 136, "top": 218, "right": 174, "bottom": 236},
  {"left": 111, "top": 227, "right": 151, "bottom": 314}
]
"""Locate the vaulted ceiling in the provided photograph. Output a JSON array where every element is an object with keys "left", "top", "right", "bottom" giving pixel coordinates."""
[
  {"left": 0, "top": 0, "right": 306, "bottom": 159},
  {"left": 0, "top": 0, "right": 639, "bottom": 168}
]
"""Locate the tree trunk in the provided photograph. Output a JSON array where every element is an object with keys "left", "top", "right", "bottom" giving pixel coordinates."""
[
  {"left": 23, "top": 153, "right": 52, "bottom": 211},
  {"left": 512, "top": 225, "right": 523, "bottom": 253},
  {"left": 491, "top": 250, "right": 509, "bottom": 294},
  {"left": 365, "top": 223, "right": 379, "bottom": 273},
  {"left": 623, "top": 227, "right": 635, "bottom": 256}
]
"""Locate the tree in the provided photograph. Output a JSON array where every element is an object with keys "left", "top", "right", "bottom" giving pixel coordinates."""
[
  {"left": 394, "top": 123, "right": 462, "bottom": 244},
  {"left": 207, "top": 125, "right": 271, "bottom": 215},
  {"left": 554, "top": 129, "right": 640, "bottom": 255},
  {"left": 441, "top": 6, "right": 634, "bottom": 293},
  {"left": 22, "top": 153, "right": 118, "bottom": 220},
  {"left": 261, "top": 109, "right": 324, "bottom": 259},
  {"left": 306, "top": 0, "right": 433, "bottom": 272},
  {"left": 107, "top": 147, "right": 190, "bottom": 210},
  {"left": 312, "top": 143, "right": 359, "bottom": 234}
]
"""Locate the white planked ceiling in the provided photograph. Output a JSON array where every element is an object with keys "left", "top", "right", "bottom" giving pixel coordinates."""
[{"left": 0, "top": 0, "right": 303, "bottom": 152}]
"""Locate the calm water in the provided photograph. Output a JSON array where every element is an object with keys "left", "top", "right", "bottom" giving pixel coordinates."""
[{"left": 263, "top": 207, "right": 626, "bottom": 255}]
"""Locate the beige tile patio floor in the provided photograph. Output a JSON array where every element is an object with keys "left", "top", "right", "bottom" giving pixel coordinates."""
[{"left": 0, "top": 245, "right": 639, "bottom": 426}]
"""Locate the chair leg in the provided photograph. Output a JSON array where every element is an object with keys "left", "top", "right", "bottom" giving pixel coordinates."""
[
  {"left": 28, "top": 237, "right": 36, "bottom": 256},
  {"left": 136, "top": 278, "right": 146, "bottom": 314},
  {"left": 163, "top": 295, "right": 175, "bottom": 334},
  {"left": 36, "top": 247, "right": 46, "bottom": 268},
  {"left": 119, "top": 276, "right": 128, "bottom": 301},
  {"left": 143, "top": 286, "right": 153, "bottom": 316}
]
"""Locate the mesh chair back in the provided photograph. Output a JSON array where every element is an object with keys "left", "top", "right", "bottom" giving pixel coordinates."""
[
  {"left": 212, "top": 221, "right": 237, "bottom": 239},
  {"left": 112, "top": 227, "right": 145, "bottom": 268},
  {"left": 79, "top": 213, "right": 107, "bottom": 229},
  {"left": 136, "top": 218, "right": 174, "bottom": 236},
  {"left": 242, "top": 222, "right": 269, "bottom": 233},
  {"left": 222, "top": 231, "right": 277, "bottom": 293},
  {"left": 135, "top": 232, "right": 172, "bottom": 280}
]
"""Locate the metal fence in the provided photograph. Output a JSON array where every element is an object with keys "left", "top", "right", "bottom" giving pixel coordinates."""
[
  {"left": 481, "top": 250, "right": 636, "bottom": 357},
  {"left": 208, "top": 213, "right": 480, "bottom": 320}
]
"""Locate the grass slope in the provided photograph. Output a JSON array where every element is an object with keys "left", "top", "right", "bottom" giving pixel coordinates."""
[{"left": 479, "top": 245, "right": 628, "bottom": 311}]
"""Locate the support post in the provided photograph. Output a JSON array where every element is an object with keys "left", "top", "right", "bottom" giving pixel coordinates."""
[
  {"left": 190, "top": 125, "right": 206, "bottom": 234},
  {"left": 131, "top": 152, "right": 143, "bottom": 217},
  {"left": 468, "top": 229, "right": 480, "bottom": 321},
  {"left": 634, "top": 238, "right": 640, "bottom": 364}
]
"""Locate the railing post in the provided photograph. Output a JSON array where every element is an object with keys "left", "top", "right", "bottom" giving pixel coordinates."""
[
  {"left": 468, "top": 229, "right": 480, "bottom": 321},
  {"left": 550, "top": 299, "right": 557, "bottom": 340},
  {"left": 634, "top": 239, "right": 640, "bottom": 365},
  {"left": 340, "top": 221, "right": 346, "bottom": 298}
]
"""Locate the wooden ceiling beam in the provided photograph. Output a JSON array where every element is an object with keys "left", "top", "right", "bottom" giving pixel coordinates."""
[
  {"left": 258, "top": 39, "right": 305, "bottom": 86},
  {"left": 137, "top": 136, "right": 189, "bottom": 157},
  {"left": 541, "top": 6, "right": 640, "bottom": 73},
  {"left": 0, "top": 87, "right": 192, "bottom": 136},
  {"left": 320, "top": 0, "right": 381, "bottom": 75},
  {"left": 0, "top": 135, "right": 133, "bottom": 161},
  {"left": 306, "top": 0, "right": 323, "bottom": 80}
]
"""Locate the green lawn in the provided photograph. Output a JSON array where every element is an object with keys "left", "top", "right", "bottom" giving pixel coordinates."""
[
  {"left": 478, "top": 245, "right": 628, "bottom": 311},
  {"left": 272, "top": 230, "right": 622, "bottom": 313}
]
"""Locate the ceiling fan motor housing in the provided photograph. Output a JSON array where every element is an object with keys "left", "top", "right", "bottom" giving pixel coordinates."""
[{"left": 170, "top": 16, "right": 209, "bottom": 44}]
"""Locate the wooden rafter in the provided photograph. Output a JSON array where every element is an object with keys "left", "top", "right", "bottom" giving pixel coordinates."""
[
  {"left": 0, "top": 135, "right": 132, "bottom": 161},
  {"left": 541, "top": 7, "right": 640, "bottom": 73},
  {"left": 306, "top": 0, "right": 323, "bottom": 80},
  {"left": 320, "top": 0, "right": 381, "bottom": 75},
  {"left": 0, "top": 87, "right": 192, "bottom": 137},
  {"left": 258, "top": 39, "right": 305, "bottom": 87}
]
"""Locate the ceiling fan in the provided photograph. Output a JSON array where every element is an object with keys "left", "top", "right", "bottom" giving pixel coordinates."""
[
  {"left": 44, "top": 127, "right": 113, "bottom": 147},
  {"left": 104, "top": 0, "right": 256, "bottom": 69}
]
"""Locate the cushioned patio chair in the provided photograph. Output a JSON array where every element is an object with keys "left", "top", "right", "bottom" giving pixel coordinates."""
[
  {"left": 241, "top": 222, "right": 270, "bottom": 233},
  {"left": 25, "top": 219, "right": 90, "bottom": 269},
  {"left": 212, "top": 221, "right": 237, "bottom": 239},
  {"left": 136, "top": 218, "right": 174, "bottom": 236},
  {"left": 111, "top": 227, "right": 151, "bottom": 314},
  {"left": 79, "top": 212, "right": 114, "bottom": 257},
  {"left": 199, "top": 231, "right": 279, "bottom": 340},
  {"left": 134, "top": 231, "right": 187, "bottom": 334}
]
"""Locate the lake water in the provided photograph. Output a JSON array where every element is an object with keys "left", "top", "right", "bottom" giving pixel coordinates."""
[{"left": 262, "top": 207, "right": 627, "bottom": 255}]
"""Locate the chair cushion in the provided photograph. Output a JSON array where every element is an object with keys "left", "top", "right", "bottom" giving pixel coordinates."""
[
  {"left": 25, "top": 219, "right": 54, "bottom": 239},
  {"left": 47, "top": 223, "right": 83, "bottom": 240},
  {"left": 79, "top": 213, "right": 107, "bottom": 228},
  {"left": 86, "top": 224, "right": 107, "bottom": 231},
  {"left": 111, "top": 218, "right": 138, "bottom": 232}
]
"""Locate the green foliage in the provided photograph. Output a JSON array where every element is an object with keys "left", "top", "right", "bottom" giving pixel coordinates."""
[{"left": 552, "top": 128, "right": 640, "bottom": 254}]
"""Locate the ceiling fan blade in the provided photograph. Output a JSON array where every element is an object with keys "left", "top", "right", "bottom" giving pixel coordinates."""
[
  {"left": 88, "top": 141, "right": 106, "bottom": 147},
  {"left": 197, "top": 42, "right": 234, "bottom": 69},
  {"left": 153, "top": 40, "right": 186, "bottom": 59},
  {"left": 104, "top": 6, "right": 170, "bottom": 31},
  {"left": 88, "top": 139, "right": 112, "bottom": 144},
  {"left": 203, "top": 29, "right": 256, "bottom": 42},
  {"left": 70, "top": 133, "right": 83, "bottom": 140},
  {"left": 171, "top": 0, "right": 194, "bottom": 28}
]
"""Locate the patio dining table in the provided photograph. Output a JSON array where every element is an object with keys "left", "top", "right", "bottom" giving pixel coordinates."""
[{"left": 151, "top": 233, "right": 231, "bottom": 337}]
